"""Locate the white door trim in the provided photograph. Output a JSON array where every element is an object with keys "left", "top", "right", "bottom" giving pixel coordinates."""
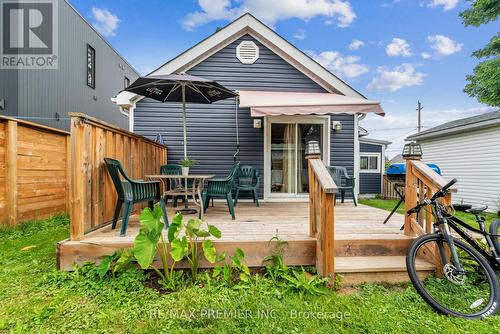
[{"left": 263, "top": 115, "right": 331, "bottom": 200}]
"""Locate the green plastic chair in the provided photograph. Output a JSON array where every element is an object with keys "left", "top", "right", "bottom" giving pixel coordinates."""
[
  {"left": 105, "top": 158, "right": 168, "bottom": 236},
  {"left": 234, "top": 165, "right": 261, "bottom": 207},
  {"left": 326, "top": 166, "right": 357, "bottom": 206},
  {"left": 160, "top": 164, "right": 183, "bottom": 207},
  {"left": 202, "top": 162, "right": 240, "bottom": 220}
]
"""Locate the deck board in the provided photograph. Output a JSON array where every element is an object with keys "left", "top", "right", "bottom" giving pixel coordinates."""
[{"left": 82, "top": 202, "right": 407, "bottom": 243}]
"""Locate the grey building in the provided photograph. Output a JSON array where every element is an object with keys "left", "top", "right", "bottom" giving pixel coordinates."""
[
  {"left": 0, "top": 0, "right": 139, "bottom": 130},
  {"left": 115, "top": 13, "right": 386, "bottom": 201}
]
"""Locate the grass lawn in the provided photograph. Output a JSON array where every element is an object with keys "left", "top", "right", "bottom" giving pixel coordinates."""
[
  {"left": 360, "top": 198, "right": 499, "bottom": 229},
  {"left": 1, "top": 216, "right": 499, "bottom": 333}
]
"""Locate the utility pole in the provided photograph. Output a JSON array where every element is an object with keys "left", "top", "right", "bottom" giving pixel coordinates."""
[{"left": 416, "top": 101, "right": 423, "bottom": 133}]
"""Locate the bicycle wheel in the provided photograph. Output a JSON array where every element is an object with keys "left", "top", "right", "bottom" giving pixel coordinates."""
[
  {"left": 490, "top": 220, "right": 500, "bottom": 256},
  {"left": 406, "top": 233, "right": 499, "bottom": 319}
]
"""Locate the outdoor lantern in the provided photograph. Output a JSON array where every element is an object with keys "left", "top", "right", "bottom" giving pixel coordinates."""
[
  {"left": 305, "top": 140, "right": 321, "bottom": 157},
  {"left": 332, "top": 120, "right": 342, "bottom": 131},
  {"left": 402, "top": 141, "right": 423, "bottom": 159},
  {"left": 253, "top": 119, "right": 262, "bottom": 129}
]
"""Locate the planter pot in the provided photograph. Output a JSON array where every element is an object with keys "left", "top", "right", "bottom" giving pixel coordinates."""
[{"left": 182, "top": 167, "right": 189, "bottom": 176}]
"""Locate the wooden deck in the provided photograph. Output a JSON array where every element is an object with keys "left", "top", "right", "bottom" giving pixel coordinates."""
[{"left": 58, "top": 202, "right": 434, "bottom": 284}]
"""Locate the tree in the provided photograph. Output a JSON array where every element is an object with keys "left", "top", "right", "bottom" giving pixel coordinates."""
[{"left": 460, "top": 0, "right": 500, "bottom": 107}]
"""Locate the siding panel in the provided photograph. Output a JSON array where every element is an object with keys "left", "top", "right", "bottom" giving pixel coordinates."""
[{"left": 419, "top": 127, "right": 500, "bottom": 212}]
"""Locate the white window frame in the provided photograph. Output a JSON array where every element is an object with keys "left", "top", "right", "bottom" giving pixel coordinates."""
[{"left": 360, "top": 152, "right": 381, "bottom": 173}]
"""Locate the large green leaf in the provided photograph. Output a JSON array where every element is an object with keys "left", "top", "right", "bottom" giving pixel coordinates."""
[
  {"left": 193, "top": 229, "right": 210, "bottom": 237},
  {"left": 202, "top": 240, "right": 217, "bottom": 263},
  {"left": 170, "top": 238, "right": 187, "bottom": 262},
  {"left": 139, "top": 206, "right": 164, "bottom": 238},
  {"left": 168, "top": 213, "right": 183, "bottom": 242},
  {"left": 208, "top": 225, "right": 221, "bottom": 238},
  {"left": 113, "top": 248, "right": 134, "bottom": 273},
  {"left": 186, "top": 219, "right": 202, "bottom": 237},
  {"left": 94, "top": 254, "right": 113, "bottom": 278},
  {"left": 133, "top": 233, "right": 158, "bottom": 269}
]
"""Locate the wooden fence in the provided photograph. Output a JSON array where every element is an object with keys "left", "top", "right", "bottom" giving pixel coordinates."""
[
  {"left": 307, "top": 154, "right": 337, "bottom": 279},
  {"left": 0, "top": 116, "right": 70, "bottom": 226},
  {"left": 69, "top": 113, "right": 167, "bottom": 240},
  {"left": 382, "top": 175, "right": 404, "bottom": 200}
]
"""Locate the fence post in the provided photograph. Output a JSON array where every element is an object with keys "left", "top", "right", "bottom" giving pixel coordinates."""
[
  {"left": 70, "top": 116, "right": 91, "bottom": 240},
  {"left": 6, "top": 120, "right": 17, "bottom": 226}
]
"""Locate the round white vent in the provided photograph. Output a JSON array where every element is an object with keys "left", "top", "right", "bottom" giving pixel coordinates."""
[{"left": 236, "top": 41, "right": 259, "bottom": 64}]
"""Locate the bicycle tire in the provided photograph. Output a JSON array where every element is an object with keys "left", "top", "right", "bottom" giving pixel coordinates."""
[
  {"left": 490, "top": 220, "right": 500, "bottom": 256},
  {"left": 406, "top": 233, "right": 499, "bottom": 319}
]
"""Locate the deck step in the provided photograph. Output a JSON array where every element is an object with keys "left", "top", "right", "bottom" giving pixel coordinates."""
[
  {"left": 335, "top": 237, "right": 413, "bottom": 257},
  {"left": 336, "top": 256, "right": 434, "bottom": 285}
]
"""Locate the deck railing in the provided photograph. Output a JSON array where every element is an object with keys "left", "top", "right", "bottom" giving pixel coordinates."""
[
  {"left": 307, "top": 154, "right": 337, "bottom": 279},
  {"left": 404, "top": 156, "right": 456, "bottom": 237},
  {"left": 69, "top": 113, "right": 167, "bottom": 240}
]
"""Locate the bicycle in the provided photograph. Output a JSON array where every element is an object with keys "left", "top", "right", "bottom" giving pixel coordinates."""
[{"left": 405, "top": 178, "right": 500, "bottom": 319}]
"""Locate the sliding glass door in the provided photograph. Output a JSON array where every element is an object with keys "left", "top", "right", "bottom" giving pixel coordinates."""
[{"left": 269, "top": 121, "right": 325, "bottom": 196}]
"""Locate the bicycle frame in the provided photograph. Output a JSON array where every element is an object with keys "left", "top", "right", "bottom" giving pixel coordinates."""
[{"left": 430, "top": 202, "right": 500, "bottom": 271}]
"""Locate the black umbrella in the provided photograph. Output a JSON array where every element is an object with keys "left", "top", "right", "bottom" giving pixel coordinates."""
[{"left": 124, "top": 73, "right": 237, "bottom": 159}]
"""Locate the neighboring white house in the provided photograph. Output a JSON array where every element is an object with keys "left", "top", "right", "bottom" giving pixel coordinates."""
[{"left": 406, "top": 111, "right": 500, "bottom": 212}]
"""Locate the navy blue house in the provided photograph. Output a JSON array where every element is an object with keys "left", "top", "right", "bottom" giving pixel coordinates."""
[{"left": 115, "top": 14, "right": 389, "bottom": 201}]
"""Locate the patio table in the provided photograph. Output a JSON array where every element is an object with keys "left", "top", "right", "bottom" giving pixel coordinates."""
[{"left": 144, "top": 174, "right": 215, "bottom": 219}]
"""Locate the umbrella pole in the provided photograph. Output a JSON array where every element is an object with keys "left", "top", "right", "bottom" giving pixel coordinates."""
[
  {"left": 182, "top": 84, "right": 187, "bottom": 160},
  {"left": 181, "top": 83, "right": 190, "bottom": 211}
]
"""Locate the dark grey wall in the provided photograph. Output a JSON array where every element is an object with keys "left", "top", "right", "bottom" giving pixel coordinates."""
[
  {"left": 0, "top": 0, "right": 139, "bottom": 130},
  {"left": 134, "top": 34, "right": 354, "bottom": 198},
  {"left": 359, "top": 142, "right": 382, "bottom": 194}
]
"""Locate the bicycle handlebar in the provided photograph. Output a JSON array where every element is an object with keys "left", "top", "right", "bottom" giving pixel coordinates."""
[
  {"left": 430, "top": 178, "right": 457, "bottom": 201},
  {"left": 407, "top": 178, "right": 457, "bottom": 216}
]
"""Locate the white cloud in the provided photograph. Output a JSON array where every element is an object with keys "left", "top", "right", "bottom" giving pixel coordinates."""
[
  {"left": 311, "top": 51, "right": 369, "bottom": 79},
  {"left": 427, "top": 0, "right": 459, "bottom": 11},
  {"left": 182, "top": 0, "right": 356, "bottom": 31},
  {"left": 293, "top": 29, "right": 306, "bottom": 40},
  {"left": 421, "top": 52, "right": 431, "bottom": 59},
  {"left": 426, "top": 35, "right": 463, "bottom": 56},
  {"left": 367, "top": 64, "right": 424, "bottom": 92},
  {"left": 91, "top": 7, "right": 120, "bottom": 36},
  {"left": 386, "top": 38, "right": 413, "bottom": 57},
  {"left": 348, "top": 39, "right": 365, "bottom": 50},
  {"left": 380, "top": 0, "right": 401, "bottom": 8}
]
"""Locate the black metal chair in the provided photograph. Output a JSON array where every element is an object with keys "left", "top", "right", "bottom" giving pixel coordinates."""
[{"left": 104, "top": 158, "right": 168, "bottom": 236}]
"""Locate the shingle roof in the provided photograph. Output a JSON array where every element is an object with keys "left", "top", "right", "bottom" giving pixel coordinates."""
[{"left": 407, "top": 110, "right": 500, "bottom": 141}]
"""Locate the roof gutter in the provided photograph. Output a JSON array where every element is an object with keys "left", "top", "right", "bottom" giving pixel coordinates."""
[{"left": 407, "top": 117, "right": 500, "bottom": 141}]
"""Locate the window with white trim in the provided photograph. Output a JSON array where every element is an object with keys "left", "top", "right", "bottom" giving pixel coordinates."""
[{"left": 360, "top": 153, "right": 380, "bottom": 173}]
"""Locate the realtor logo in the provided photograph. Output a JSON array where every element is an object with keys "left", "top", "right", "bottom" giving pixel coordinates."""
[{"left": 1, "top": 0, "right": 58, "bottom": 69}]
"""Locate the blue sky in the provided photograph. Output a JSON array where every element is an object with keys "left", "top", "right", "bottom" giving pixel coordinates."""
[{"left": 70, "top": 0, "right": 498, "bottom": 157}]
